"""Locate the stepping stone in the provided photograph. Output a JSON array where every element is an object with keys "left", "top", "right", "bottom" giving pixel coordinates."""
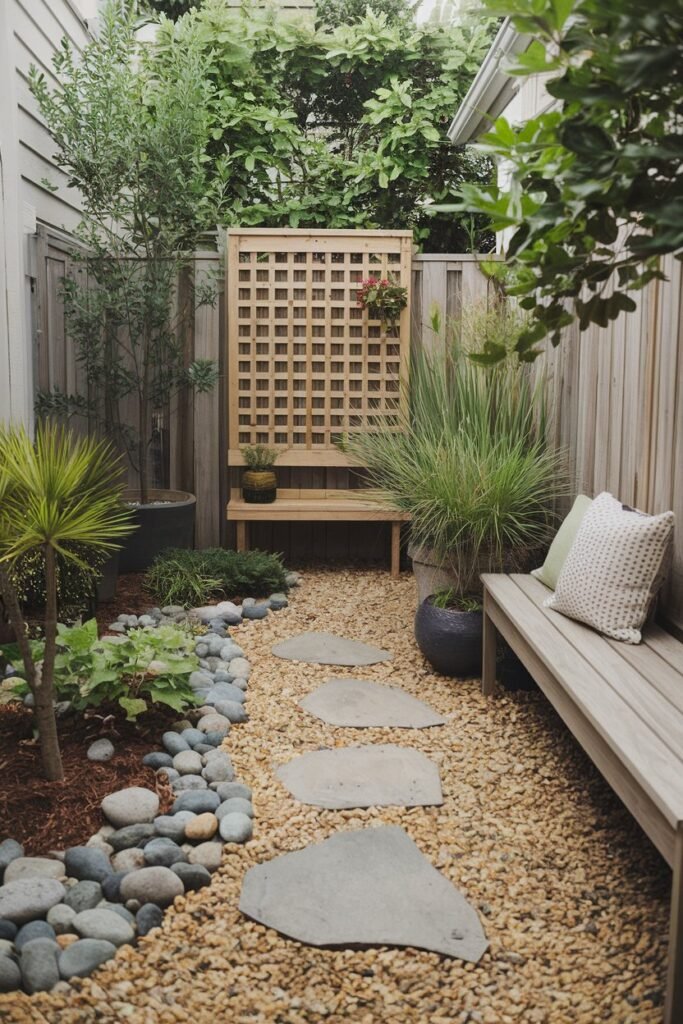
[
  {"left": 239, "top": 825, "right": 488, "bottom": 962},
  {"left": 272, "top": 631, "right": 391, "bottom": 666},
  {"left": 275, "top": 744, "right": 443, "bottom": 809},
  {"left": 302, "top": 677, "right": 445, "bottom": 729}
]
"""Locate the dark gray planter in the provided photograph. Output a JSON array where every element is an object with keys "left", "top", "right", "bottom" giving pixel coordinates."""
[
  {"left": 119, "top": 489, "right": 196, "bottom": 572},
  {"left": 96, "top": 549, "right": 120, "bottom": 604},
  {"left": 414, "top": 596, "right": 483, "bottom": 679}
]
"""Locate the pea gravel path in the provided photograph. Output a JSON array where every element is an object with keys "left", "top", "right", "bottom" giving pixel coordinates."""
[{"left": 1, "top": 569, "right": 669, "bottom": 1024}]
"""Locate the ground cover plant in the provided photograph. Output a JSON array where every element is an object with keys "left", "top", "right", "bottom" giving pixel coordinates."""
[
  {"left": 145, "top": 547, "right": 289, "bottom": 607},
  {"left": 155, "top": 0, "right": 495, "bottom": 250},
  {"left": 453, "top": 0, "right": 683, "bottom": 357}
]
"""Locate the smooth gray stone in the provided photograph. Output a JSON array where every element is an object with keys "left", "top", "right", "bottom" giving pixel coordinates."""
[
  {"left": 171, "top": 862, "right": 211, "bottom": 892},
  {"left": 0, "top": 840, "right": 24, "bottom": 882},
  {"left": 109, "top": 823, "right": 156, "bottom": 852},
  {"left": 216, "top": 798, "right": 253, "bottom": 821},
  {"left": 4, "top": 857, "right": 65, "bottom": 883},
  {"left": 0, "top": 954, "right": 21, "bottom": 992},
  {"left": 154, "top": 812, "right": 196, "bottom": 843},
  {"left": 72, "top": 908, "right": 134, "bottom": 946},
  {"left": 172, "top": 790, "right": 220, "bottom": 815},
  {"left": 101, "top": 787, "right": 159, "bottom": 829},
  {"left": 58, "top": 938, "right": 116, "bottom": 979},
  {"left": 63, "top": 881, "right": 102, "bottom": 913},
  {"left": 0, "top": 920, "right": 17, "bottom": 941},
  {"left": 162, "top": 731, "right": 190, "bottom": 756},
  {"left": 171, "top": 774, "right": 207, "bottom": 792},
  {"left": 204, "top": 731, "right": 230, "bottom": 747},
  {"left": 65, "top": 847, "right": 113, "bottom": 884},
  {"left": 180, "top": 728, "right": 205, "bottom": 749},
  {"left": 143, "top": 838, "right": 187, "bottom": 868},
  {"left": 215, "top": 781, "right": 252, "bottom": 803},
  {"left": 143, "top": 751, "right": 173, "bottom": 770},
  {"left": 0, "top": 878, "right": 65, "bottom": 924},
  {"left": 272, "top": 632, "right": 391, "bottom": 666},
  {"left": 276, "top": 744, "right": 443, "bottom": 810},
  {"left": 136, "top": 903, "right": 163, "bottom": 936},
  {"left": 211, "top": 700, "right": 248, "bottom": 724},
  {"left": 98, "top": 901, "right": 135, "bottom": 925},
  {"left": 205, "top": 683, "right": 246, "bottom": 705},
  {"left": 15, "top": 920, "right": 56, "bottom": 950},
  {"left": 302, "top": 678, "right": 446, "bottom": 729},
  {"left": 239, "top": 826, "right": 488, "bottom": 962},
  {"left": 173, "top": 750, "right": 203, "bottom": 775},
  {"left": 120, "top": 867, "right": 184, "bottom": 908},
  {"left": 100, "top": 873, "right": 127, "bottom": 903},
  {"left": 87, "top": 738, "right": 115, "bottom": 762},
  {"left": 20, "top": 937, "right": 60, "bottom": 993},
  {"left": 202, "top": 759, "right": 233, "bottom": 784},
  {"left": 47, "top": 904, "right": 77, "bottom": 934},
  {"left": 219, "top": 813, "right": 253, "bottom": 844}
]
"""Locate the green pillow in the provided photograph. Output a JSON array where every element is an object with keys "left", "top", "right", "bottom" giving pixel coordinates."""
[{"left": 531, "top": 494, "right": 593, "bottom": 590}]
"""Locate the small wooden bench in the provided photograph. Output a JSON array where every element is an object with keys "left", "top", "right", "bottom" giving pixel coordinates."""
[
  {"left": 481, "top": 572, "right": 683, "bottom": 1023},
  {"left": 228, "top": 487, "right": 410, "bottom": 578}
]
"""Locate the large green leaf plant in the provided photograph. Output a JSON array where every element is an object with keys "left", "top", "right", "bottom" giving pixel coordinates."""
[{"left": 451, "top": 0, "right": 683, "bottom": 360}]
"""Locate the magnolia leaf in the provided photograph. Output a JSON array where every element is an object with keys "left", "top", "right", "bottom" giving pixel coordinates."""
[{"left": 119, "top": 696, "right": 148, "bottom": 721}]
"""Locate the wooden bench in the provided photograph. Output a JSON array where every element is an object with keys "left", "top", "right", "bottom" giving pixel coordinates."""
[
  {"left": 481, "top": 572, "right": 683, "bottom": 1023},
  {"left": 228, "top": 487, "right": 410, "bottom": 577}
]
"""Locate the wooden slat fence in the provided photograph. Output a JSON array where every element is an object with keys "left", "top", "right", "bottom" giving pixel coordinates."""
[{"left": 29, "top": 228, "right": 683, "bottom": 633}]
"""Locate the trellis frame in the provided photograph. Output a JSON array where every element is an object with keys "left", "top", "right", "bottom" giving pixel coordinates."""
[{"left": 226, "top": 228, "right": 413, "bottom": 468}]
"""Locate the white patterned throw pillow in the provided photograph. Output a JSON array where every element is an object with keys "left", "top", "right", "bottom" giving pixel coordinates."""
[{"left": 545, "top": 491, "right": 674, "bottom": 643}]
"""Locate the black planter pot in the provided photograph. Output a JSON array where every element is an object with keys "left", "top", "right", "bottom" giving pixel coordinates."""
[
  {"left": 96, "top": 549, "right": 120, "bottom": 604},
  {"left": 414, "top": 596, "right": 483, "bottom": 679},
  {"left": 119, "top": 489, "right": 196, "bottom": 572}
]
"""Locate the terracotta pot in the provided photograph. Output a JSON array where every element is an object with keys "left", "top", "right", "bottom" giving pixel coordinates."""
[
  {"left": 119, "top": 489, "right": 196, "bottom": 572},
  {"left": 242, "top": 469, "right": 276, "bottom": 504},
  {"left": 414, "top": 596, "right": 483, "bottom": 679}
]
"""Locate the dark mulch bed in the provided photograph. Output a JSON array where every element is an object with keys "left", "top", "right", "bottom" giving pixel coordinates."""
[{"left": 0, "top": 702, "right": 177, "bottom": 856}]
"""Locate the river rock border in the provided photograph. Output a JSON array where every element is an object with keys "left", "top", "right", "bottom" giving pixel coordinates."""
[{"left": 0, "top": 573, "right": 301, "bottom": 995}]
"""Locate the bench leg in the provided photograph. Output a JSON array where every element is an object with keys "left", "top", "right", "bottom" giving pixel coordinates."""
[
  {"left": 390, "top": 522, "right": 401, "bottom": 578},
  {"left": 235, "top": 521, "right": 248, "bottom": 553},
  {"left": 666, "top": 828, "right": 683, "bottom": 1023},
  {"left": 482, "top": 590, "right": 498, "bottom": 696}
]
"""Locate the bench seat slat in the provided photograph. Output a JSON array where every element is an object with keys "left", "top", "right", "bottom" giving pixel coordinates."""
[
  {"left": 482, "top": 573, "right": 683, "bottom": 827},
  {"left": 227, "top": 497, "right": 410, "bottom": 522},
  {"left": 514, "top": 575, "right": 683, "bottom": 761},
  {"left": 643, "top": 624, "right": 683, "bottom": 674}
]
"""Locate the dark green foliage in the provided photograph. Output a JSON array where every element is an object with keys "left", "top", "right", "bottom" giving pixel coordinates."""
[
  {"left": 315, "top": 0, "right": 417, "bottom": 30},
  {"left": 156, "top": 1, "right": 496, "bottom": 251},
  {"left": 452, "top": 0, "right": 683, "bottom": 356},
  {"left": 9, "top": 546, "right": 105, "bottom": 617},
  {"left": 144, "top": 0, "right": 198, "bottom": 19},
  {"left": 145, "top": 548, "right": 289, "bottom": 606}
]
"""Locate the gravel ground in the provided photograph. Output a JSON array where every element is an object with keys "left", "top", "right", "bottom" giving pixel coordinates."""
[{"left": 0, "top": 569, "right": 669, "bottom": 1024}]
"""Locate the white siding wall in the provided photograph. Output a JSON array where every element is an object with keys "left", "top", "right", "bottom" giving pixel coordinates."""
[{"left": 0, "top": 0, "right": 93, "bottom": 426}]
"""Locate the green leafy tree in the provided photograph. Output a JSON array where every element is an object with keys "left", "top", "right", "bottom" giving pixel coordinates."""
[
  {"left": 30, "top": 0, "right": 220, "bottom": 501},
  {"left": 158, "top": 0, "right": 495, "bottom": 250},
  {"left": 451, "top": 0, "right": 683, "bottom": 361},
  {"left": 0, "top": 424, "right": 134, "bottom": 781}
]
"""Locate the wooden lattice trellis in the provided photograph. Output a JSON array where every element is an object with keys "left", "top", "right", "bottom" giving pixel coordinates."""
[{"left": 226, "top": 229, "right": 413, "bottom": 466}]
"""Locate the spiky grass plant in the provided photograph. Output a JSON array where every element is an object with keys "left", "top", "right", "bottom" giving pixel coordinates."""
[
  {"left": 0, "top": 423, "right": 134, "bottom": 780},
  {"left": 345, "top": 305, "right": 565, "bottom": 599}
]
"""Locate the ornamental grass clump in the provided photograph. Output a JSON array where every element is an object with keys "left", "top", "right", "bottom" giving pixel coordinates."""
[
  {"left": 145, "top": 547, "right": 289, "bottom": 607},
  {"left": 344, "top": 303, "right": 566, "bottom": 600}
]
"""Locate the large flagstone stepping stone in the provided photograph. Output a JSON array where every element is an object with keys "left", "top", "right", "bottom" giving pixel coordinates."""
[
  {"left": 275, "top": 744, "right": 443, "bottom": 809},
  {"left": 239, "top": 825, "right": 488, "bottom": 962},
  {"left": 271, "top": 631, "right": 391, "bottom": 666},
  {"left": 301, "top": 677, "right": 445, "bottom": 728}
]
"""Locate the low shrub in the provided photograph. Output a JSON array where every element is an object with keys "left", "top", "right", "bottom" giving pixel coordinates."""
[
  {"left": 9, "top": 546, "right": 106, "bottom": 616},
  {"left": 144, "top": 547, "right": 288, "bottom": 607},
  {"left": 10, "top": 619, "right": 201, "bottom": 720}
]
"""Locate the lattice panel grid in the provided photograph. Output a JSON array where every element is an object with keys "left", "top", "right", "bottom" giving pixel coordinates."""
[{"left": 227, "top": 231, "right": 412, "bottom": 464}]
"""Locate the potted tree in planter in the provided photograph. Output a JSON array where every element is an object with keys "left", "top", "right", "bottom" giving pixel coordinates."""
[
  {"left": 30, "top": 1, "right": 219, "bottom": 572},
  {"left": 345, "top": 304, "right": 564, "bottom": 678},
  {"left": 241, "top": 445, "right": 280, "bottom": 504}
]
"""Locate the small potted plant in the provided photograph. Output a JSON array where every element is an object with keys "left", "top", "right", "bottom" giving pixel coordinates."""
[
  {"left": 356, "top": 276, "right": 408, "bottom": 330},
  {"left": 241, "top": 445, "right": 280, "bottom": 504}
]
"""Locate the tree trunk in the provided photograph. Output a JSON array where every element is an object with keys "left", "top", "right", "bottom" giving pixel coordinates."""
[{"left": 35, "top": 546, "right": 64, "bottom": 781}]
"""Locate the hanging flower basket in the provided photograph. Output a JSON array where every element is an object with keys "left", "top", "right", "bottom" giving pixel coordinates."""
[{"left": 356, "top": 277, "right": 408, "bottom": 330}]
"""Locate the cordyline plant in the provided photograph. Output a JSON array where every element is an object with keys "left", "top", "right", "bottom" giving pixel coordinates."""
[
  {"left": 30, "top": 0, "right": 220, "bottom": 503},
  {"left": 449, "top": 0, "right": 683, "bottom": 361},
  {"left": 0, "top": 423, "right": 134, "bottom": 781}
]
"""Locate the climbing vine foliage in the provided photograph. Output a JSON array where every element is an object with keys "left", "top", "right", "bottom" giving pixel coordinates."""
[{"left": 455, "top": 0, "right": 683, "bottom": 361}]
